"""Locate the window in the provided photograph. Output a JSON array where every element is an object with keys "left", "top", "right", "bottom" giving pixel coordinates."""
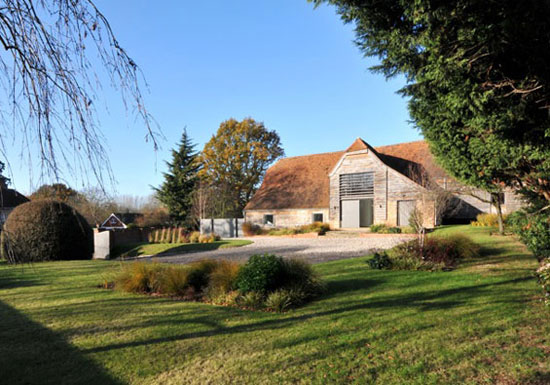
[
  {"left": 491, "top": 192, "right": 505, "bottom": 205},
  {"left": 263, "top": 214, "right": 274, "bottom": 226},
  {"left": 339, "top": 172, "right": 374, "bottom": 198},
  {"left": 313, "top": 213, "right": 323, "bottom": 223}
]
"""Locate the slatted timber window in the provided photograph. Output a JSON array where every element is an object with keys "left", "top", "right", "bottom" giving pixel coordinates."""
[{"left": 339, "top": 172, "right": 374, "bottom": 198}]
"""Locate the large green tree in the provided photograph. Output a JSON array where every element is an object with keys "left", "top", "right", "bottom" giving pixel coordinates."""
[
  {"left": 200, "top": 118, "right": 284, "bottom": 217},
  {"left": 155, "top": 130, "right": 200, "bottom": 226},
  {"left": 312, "top": 0, "right": 550, "bottom": 207}
]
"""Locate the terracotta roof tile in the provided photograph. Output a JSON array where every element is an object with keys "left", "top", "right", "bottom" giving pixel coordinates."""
[
  {"left": 245, "top": 139, "right": 448, "bottom": 210},
  {"left": 345, "top": 138, "right": 369, "bottom": 152}
]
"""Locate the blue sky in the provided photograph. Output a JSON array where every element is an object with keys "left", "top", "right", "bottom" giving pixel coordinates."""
[{"left": 9, "top": 0, "right": 420, "bottom": 196}]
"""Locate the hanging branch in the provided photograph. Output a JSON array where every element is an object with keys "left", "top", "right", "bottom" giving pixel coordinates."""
[{"left": 0, "top": 0, "right": 160, "bottom": 186}]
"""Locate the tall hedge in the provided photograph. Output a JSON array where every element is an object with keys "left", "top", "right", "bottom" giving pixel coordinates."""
[{"left": 1, "top": 200, "right": 93, "bottom": 263}]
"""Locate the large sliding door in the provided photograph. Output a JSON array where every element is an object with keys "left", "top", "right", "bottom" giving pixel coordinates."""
[
  {"left": 339, "top": 172, "right": 375, "bottom": 228},
  {"left": 341, "top": 200, "right": 360, "bottom": 228}
]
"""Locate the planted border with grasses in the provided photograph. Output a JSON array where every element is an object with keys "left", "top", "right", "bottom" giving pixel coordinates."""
[
  {"left": 368, "top": 234, "right": 481, "bottom": 271},
  {"left": 110, "top": 254, "right": 324, "bottom": 312}
]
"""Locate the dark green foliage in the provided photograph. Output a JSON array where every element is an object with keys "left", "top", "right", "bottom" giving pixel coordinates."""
[
  {"left": 507, "top": 211, "right": 550, "bottom": 262},
  {"left": 367, "top": 252, "right": 392, "bottom": 270},
  {"left": 236, "top": 255, "right": 324, "bottom": 306},
  {"left": 185, "top": 260, "right": 218, "bottom": 292},
  {"left": 154, "top": 129, "right": 199, "bottom": 226},
  {"left": 235, "top": 254, "right": 284, "bottom": 294},
  {"left": 313, "top": 0, "right": 550, "bottom": 205},
  {"left": 279, "top": 258, "right": 324, "bottom": 300},
  {"left": 1, "top": 200, "right": 93, "bottom": 263}
]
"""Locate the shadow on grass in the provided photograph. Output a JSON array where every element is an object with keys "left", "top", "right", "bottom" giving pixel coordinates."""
[
  {"left": 0, "top": 264, "right": 42, "bottom": 289},
  {"left": 112, "top": 240, "right": 250, "bottom": 259},
  {"left": 0, "top": 300, "right": 123, "bottom": 385},
  {"left": 82, "top": 275, "right": 531, "bottom": 355}
]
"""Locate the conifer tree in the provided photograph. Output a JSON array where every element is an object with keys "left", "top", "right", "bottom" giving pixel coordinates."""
[{"left": 155, "top": 130, "right": 199, "bottom": 226}]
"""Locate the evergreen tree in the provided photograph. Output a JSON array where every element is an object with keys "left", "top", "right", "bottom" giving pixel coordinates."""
[{"left": 155, "top": 130, "right": 199, "bottom": 226}]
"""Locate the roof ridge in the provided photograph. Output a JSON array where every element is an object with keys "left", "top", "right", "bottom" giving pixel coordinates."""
[
  {"left": 375, "top": 139, "right": 426, "bottom": 149},
  {"left": 279, "top": 150, "right": 344, "bottom": 161}
]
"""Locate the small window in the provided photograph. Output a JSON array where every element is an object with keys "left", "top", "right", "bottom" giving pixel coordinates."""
[
  {"left": 491, "top": 193, "right": 505, "bottom": 205},
  {"left": 313, "top": 213, "right": 323, "bottom": 223},
  {"left": 263, "top": 214, "right": 274, "bottom": 226}
]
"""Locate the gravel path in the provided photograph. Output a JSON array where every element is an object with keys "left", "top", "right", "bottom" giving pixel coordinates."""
[{"left": 142, "top": 235, "right": 414, "bottom": 264}]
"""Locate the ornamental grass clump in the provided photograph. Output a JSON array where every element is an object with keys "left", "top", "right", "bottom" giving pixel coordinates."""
[
  {"left": 111, "top": 254, "right": 323, "bottom": 312},
  {"left": 370, "top": 224, "right": 402, "bottom": 234}
]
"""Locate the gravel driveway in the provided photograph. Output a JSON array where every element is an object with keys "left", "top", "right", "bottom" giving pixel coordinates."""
[{"left": 144, "top": 235, "right": 413, "bottom": 264}]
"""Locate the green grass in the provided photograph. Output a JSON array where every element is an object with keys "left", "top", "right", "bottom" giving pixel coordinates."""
[
  {"left": 110, "top": 239, "right": 253, "bottom": 258},
  {"left": 1, "top": 225, "right": 549, "bottom": 384}
]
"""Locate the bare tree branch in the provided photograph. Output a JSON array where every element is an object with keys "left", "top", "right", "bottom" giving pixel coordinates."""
[{"left": 0, "top": 0, "right": 160, "bottom": 186}]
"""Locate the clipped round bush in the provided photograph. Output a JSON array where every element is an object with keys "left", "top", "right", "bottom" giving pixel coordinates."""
[{"left": 1, "top": 200, "right": 93, "bottom": 263}]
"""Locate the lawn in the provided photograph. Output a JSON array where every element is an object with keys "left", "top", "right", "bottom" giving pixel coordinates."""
[
  {"left": 1, "top": 225, "right": 549, "bottom": 384},
  {"left": 110, "top": 239, "right": 253, "bottom": 258}
]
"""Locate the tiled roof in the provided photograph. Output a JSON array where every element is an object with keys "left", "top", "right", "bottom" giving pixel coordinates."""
[
  {"left": 245, "top": 139, "right": 448, "bottom": 211},
  {"left": 0, "top": 188, "right": 29, "bottom": 208}
]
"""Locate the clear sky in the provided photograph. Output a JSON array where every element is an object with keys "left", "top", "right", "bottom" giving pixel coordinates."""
[{"left": 9, "top": 0, "right": 420, "bottom": 196}]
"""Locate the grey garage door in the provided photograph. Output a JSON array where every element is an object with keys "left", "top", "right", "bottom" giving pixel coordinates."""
[{"left": 397, "top": 200, "right": 416, "bottom": 226}]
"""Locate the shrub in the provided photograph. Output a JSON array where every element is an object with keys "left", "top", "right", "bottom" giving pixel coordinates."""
[
  {"left": 267, "top": 223, "right": 331, "bottom": 236},
  {"left": 508, "top": 211, "right": 550, "bottom": 262},
  {"left": 238, "top": 291, "right": 265, "bottom": 309},
  {"left": 189, "top": 231, "right": 200, "bottom": 243},
  {"left": 535, "top": 260, "right": 550, "bottom": 305},
  {"left": 115, "top": 262, "right": 163, "bottom": 293},
  {"left": 279, "top": 258, "right": 324, "bottom": 298},
  {"left": 185, "top": 260, "right": 218, "bottom": 291},
  {"left": 265, "top": 290, "right": 293, "bottom": 312},
  {"left": 300, "top": 222, "right": 331, "bottom": 235},
  {"left": 1, "top": 200, "right": 93, "bottom": 263},
  {"left": 471, "top": 213, "right": 507, "bottom": 227},
  {"left": 206, "top": 290, "right": 240, "bottom": 306},
  {"left": 242, "top": 222, "right": 264, "bottom": 236},
  {"left": 387, "top": 234, "right": 480, "bottom": 270},
  {"left": 367, "top": 252, "right": 393, "bottom": 270},
  {"left": 370, "top": 224, "right": 402, "bottom": 234},
  {"left": 236, "top": 254, "right": 284, "bottom": 294}
]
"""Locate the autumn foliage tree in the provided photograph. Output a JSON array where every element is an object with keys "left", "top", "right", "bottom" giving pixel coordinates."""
[{"left": 200, "top": 118, "right": 284, "bottom": 217}]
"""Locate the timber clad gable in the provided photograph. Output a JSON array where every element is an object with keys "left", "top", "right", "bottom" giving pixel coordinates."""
[{"left": 244, "top": 138, "right": 523, "bottom": 229}]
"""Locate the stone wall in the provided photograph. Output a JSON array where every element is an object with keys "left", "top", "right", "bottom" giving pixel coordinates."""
[{"left": 244, "top": 208, "right": 329, "bottom": 228}]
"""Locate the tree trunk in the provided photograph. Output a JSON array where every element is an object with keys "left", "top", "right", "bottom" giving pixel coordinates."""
[{"left": 492, "top": 193, "right": 504, "bottom": 235}]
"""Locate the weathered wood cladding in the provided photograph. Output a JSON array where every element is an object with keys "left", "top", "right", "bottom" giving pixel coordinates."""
[{"left": 328, "top": 151, "right": 434, "bottom": 228}]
